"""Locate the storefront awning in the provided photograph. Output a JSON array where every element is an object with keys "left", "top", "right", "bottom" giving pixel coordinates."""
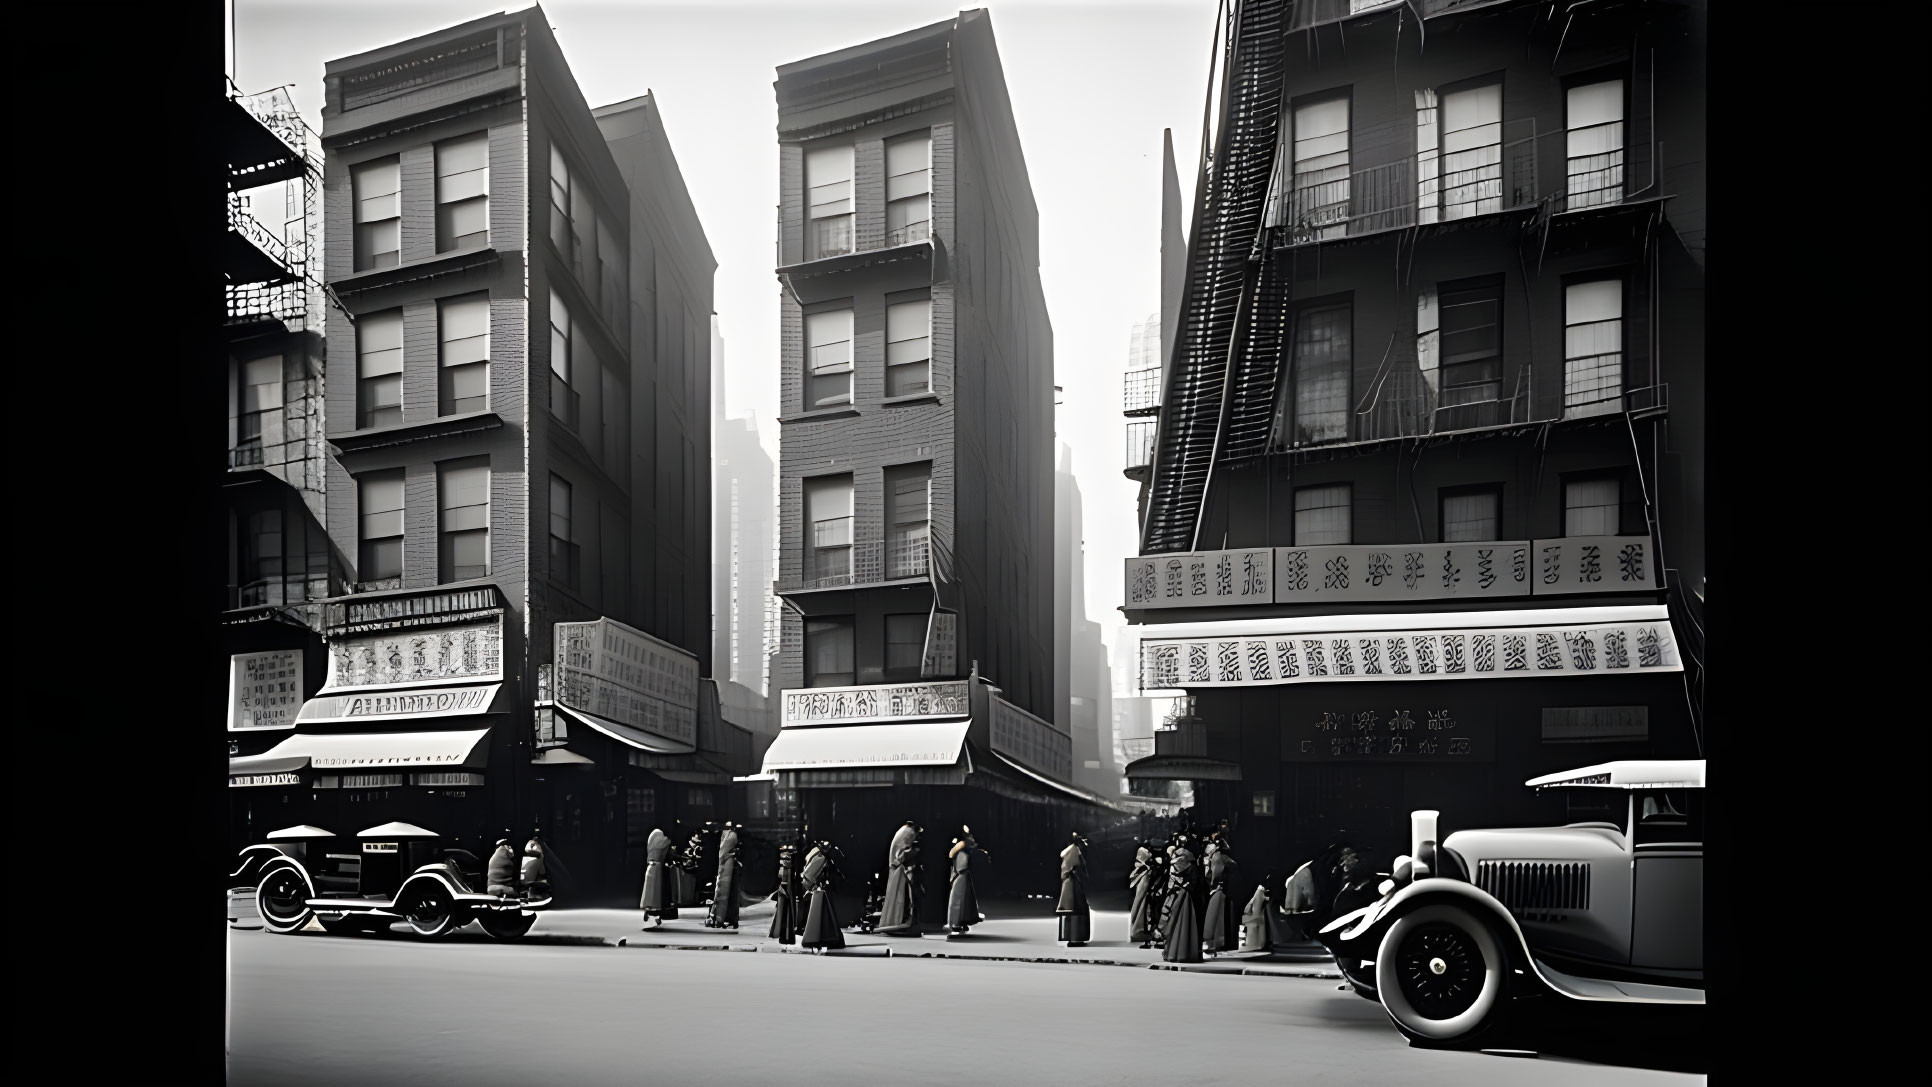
[
  {"left": 761, "top": 719, "right": 973, "bottom": 772},
  {"left": 1135, "top": 604, "right": 1672, "bottom": 640},
  {"left": 1124, "top": 754, "right": 1244, "bottom": 782},
  {"left": 555, "top": 704, "right": 697, "bottom": 756},
  {"left": 988, "top": 749, "right": 1116, "bottom": 807},
  {"left": 295, "top": 682, "right": 505, "bottom": 726},
  {"left": 532, "top": 748, "right": 596, "bottom": 766},
  {"left": 228, "top": 728, "right": 491, "bottom": 776}
]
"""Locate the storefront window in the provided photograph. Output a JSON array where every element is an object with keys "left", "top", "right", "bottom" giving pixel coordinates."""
[{"left": 1251, "top": 790, "right": 1277, "bottom": 816}]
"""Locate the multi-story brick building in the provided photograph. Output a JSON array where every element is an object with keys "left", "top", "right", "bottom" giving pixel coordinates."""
[
  {"left": 225, "top": 8, "right": 747, "bottom": 902},
  {"left": 759, "top": 11, "right": 1128, "bottom": 902},
  {"left": 1124, "top": 0, "right": 1706, "bottom": 873}
]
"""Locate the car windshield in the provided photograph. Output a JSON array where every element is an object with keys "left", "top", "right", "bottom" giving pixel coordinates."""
[{"left": 1634, "top": 788, "right": 1703, "bottom": 846}]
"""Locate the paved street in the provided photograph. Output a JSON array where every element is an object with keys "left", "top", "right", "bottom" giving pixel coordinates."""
[{"left": 227, "top": 914, "right": 1706, "bottom": 1085}]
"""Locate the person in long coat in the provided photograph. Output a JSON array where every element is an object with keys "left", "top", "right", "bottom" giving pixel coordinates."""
[
  {"left": 520, "top": 833, "right": 552, "bottom": 900},
  {"left": 706, "top": 822, "right": 742, "bottom": 929},
  {"left": 1057, "top": 833, "right": 1092, "bottom": 947},
  {"left": 675, "top": 827, "right": 704, "bottom": 908},
  {"left": 769, "top": 842, "right": 801, "bottom": 945},
  {"left": 1154, "top": 838, "right": 1181, "bottom": 949},
  {"left": 945, "top": 830, "right": 989, "bottom": 937},
  {"left": 799, "top": 842, "right": 845, "bottom": 951},
  {"left": 486, "top": 836, "right": 518, "bottom": 898},
  {"left": 877, "top": 820, "right": 920, "bottom": 935},
  {"left": 640, "top": 827, "right": 679, "bottom": 928},
  {"left": 1128, "top": 839, "right": 1157, "bottom": 948},
  {"left": 1281, "top": 860, "right": 1321, "bottom": 942},
  {"left": 1160, "top": 837, "right": 1204, "bottom": 964},
  {"left": 1201, "top": 838, "right": 1240, "bottom": 955}
]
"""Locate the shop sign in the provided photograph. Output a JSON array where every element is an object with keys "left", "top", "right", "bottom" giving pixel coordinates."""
[
  {"left": 1530, "top": 537, "right": 1658, "bottom": 595},
  {"left": 341, "top": 773, "right": 406, "bottom": 788},
  {"left": 1141, "top": 620, "right": 1681, "bottom": 690},
  {"left": 323, "top": 620, "right": 503, "bottom": 690},
  {"left": 414, "top": 771, "right": 486, "bottom": 787},
  {"left": 228, "top": 650, "right": 304, "bottom": 731},
  {"left": 229, "top": 772, "right": 301, "bottom": 788},
  {"left": 1542, "top": 706, "right": 1649, "bottom": 743},
  {"left": 990, "top": 696, "right": 1072, "bottom": 782},
  {"left": 1126, "top": 548, "right": 1275, "bottom": 609},
  {"left": 555, "top": 618, "right": 698, "bottom": 748},
  {"left": 298, "top": 684, "right": 498, "bottom": 723},
  {"left": 1276, "top": 542, "right": 1531, "bottom": 604},
  {"left": 781, "top": 680, "right": 971, "bottom": 727},
  {"left": 1282, "top": 707, "right": 1496, "bottom": 763},
  {"left": 326, "top": 587, "right": 503, "bottom": 634}
]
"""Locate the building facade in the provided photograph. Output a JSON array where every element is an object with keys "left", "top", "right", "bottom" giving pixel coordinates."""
[
  {"left": 1124, "top": 0, "right": 1705, "bottom": 873},
  {"left": 225, "top": 8, "right": 745, "bottom": 903},
  {"left": 760, "top": 11, "right": 1130, "bottom": 904}
]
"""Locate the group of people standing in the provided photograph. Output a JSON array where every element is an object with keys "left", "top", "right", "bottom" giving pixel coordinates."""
[
  {"left": 1126, "top": 823, "right": 1253, "bottom": 963},
  {"left": 866, "top": 821, "right": 995, "bottom": 939},
  {"left": 639, "top": 821, "right": 746, "bottom": 931},
  {"left": 486, "top": 831, "right": 553, "bottom": 900}
]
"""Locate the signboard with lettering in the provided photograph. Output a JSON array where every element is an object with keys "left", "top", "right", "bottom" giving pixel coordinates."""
[
  {"left": 296, "top": 684, "right": 499, "bottom": 724},
  {"left": 1281, "top": 706, "right": 1496, "bottom": 763},
  {"left": 1126, "top": 548, "right": 1275, "bottom": 609},
  {"left": 228, "top": 650, "right": 304, "bottom": 731},
  {"left": 554, "top": 618, "right": 699, "bottom": 748},
  {"left": 1276, "top": 542, "right": 1532, "bottom": 604},
  {"left": 325, "top": 587, "right": 504, "bottom": 634},
  {"left": 1141, "top": 619, "right": 1682, "bottom": 690},
  {"left": 323, "top": 620, "right": 503, "bottom": 690},
  {"left": 1542, "top": 706, "right": 1650, "bottom": 743},
  {"left": 229, "top": 772, "right": 301, "bottom": 788},
  {"left": 990, "top": 696, "right": 1072, "bottom": 782},
  {"left": 1529, "top": 536, "right": 1658, "bottom": 595},
  {"left": 782, "top": 681, "right": 971, "bottom": 727}
]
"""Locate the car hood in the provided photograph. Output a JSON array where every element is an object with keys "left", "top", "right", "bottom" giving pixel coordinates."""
[{"left": 1445, "top": 824, "right": 1627, "bottom": 866}]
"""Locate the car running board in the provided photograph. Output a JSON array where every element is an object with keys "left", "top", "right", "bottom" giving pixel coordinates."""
[{"left": 1531, "top": 959, "right": 1705, "bottom": 1005}]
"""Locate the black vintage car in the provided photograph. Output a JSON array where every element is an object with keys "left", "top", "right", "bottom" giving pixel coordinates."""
[{"left": 227, "top": 822, "right": 549, "bottom": 941}]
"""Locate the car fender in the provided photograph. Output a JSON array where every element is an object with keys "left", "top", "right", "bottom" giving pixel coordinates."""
[
  {"left": 397, "top": 869, "right": 466, "bottom": 906},
  {"left": 1331, "top": 879, "right": 1537, "bottom": 977},
  {"left": 229, "top": 845, "right": 288, "bottom": 885},
  {"left": 257, "top": 854, "right": 316, "bottom": 899}
]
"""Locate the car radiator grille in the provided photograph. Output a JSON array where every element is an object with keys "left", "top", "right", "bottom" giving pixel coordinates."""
[{"left": 1475, "top": 860, "right": 1590, "bottom": 921}]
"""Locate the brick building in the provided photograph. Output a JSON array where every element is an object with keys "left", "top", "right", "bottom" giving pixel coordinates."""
[{"left": 1123, "top": 0, "right": 1706, "bottom": 873}]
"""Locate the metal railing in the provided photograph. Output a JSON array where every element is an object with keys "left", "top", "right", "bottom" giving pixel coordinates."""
[
  {"left": 1277, "top": 122, "right": 1541, "bottom": 248},
  {"left": 1346, "top": 362, "right": 1538, "bottom": 445},
  {"left": 1123, "top": 368, "right": 1161, "bottom": 415},
  {"left": 886, "top": 531, "right": 930, "bottom": 580},
  {"left": 808, "top": 216, "right": 854, "bottom": 261},
  {"left": 229, "top": 442, "right": 265, "bottom": 469},
  {"left": 885, "top": 219, "right": 931, "bottom": 248},
  {"left": 229, "top": 82, "right": 312, "bottom": 168},
  {"left": 1126, "top": 419, "right": 1158, "bottom": 470},
  {"left": 783, "top": 534, "right": 940, "bottom": 593},
  {"left": 229, "top": 192, "right": 294, "bottom": 275}
]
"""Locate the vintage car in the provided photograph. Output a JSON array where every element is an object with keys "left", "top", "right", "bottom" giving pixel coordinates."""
[
  {"left": 227, "top": 822, "right": 550, "bottom": 940},
  {"left": 1318, "top": 760, "right": 1704, "bottom": 1047}
]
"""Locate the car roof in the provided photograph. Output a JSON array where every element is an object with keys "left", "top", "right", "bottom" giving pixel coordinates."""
[
  {"left": 265, "top": 825, "right": 337, "bottom": 840},
  {"left": 356, "top": 821, "right": 442, "bottom": 839},
  {"left": 1526, "top": 759, "right": 1705, "bottom": 790}
]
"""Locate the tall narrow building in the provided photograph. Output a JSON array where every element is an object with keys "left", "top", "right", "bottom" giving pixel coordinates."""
[{"left": 760, "top": 10, "right": 1124, "bottom": 900}]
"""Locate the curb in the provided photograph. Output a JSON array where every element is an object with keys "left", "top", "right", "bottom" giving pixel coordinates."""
[{"left": 608, "top": 936, "right": 1338, "bottom": 978}]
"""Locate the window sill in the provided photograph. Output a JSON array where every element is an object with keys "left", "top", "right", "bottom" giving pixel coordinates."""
[
  {"left": 880, "top": 392, "right": 940, "bottom": 408},
  {"left": 780, "top": 405, "right": 861, "bottom": 424},
  {"left": 330, "top": 410, "right": 503, "bottom": 453},
  {"left": 332, "top": 246, "right": 499, "bottom": 294}
]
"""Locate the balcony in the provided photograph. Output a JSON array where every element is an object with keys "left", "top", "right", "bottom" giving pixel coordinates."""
[
  {"left": 779, "top": 205, "right": 936, "bottom": 273},
  {"left": 229, "top": 441, "right": 265, "bottom": 470},
  {"left": 227, "top": 192, "right": 299, "bottom": 285},
  {"left": 884, "top": 219, "right": 931, "bottom": 248},
  {"left": 1123, "top": 368, "right": 1161, "bottom": 416},
  {"left": 1287, "top": 0, "right": 1514, "bottom": 33},
  {"left": 1344, "top": 362, "right": 1539, "bottom": 447},
  {"left": 779, "top": 533, "right": 938, "bottom": 596},
  {"left": 1125, "top": 419, "right": 1157, "bottom": 476},
  {"left": 1274, "top": 126, "right": 1541, "bottom": 249}
]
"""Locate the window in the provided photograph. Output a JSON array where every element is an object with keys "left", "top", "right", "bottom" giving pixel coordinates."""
[
  {"left": 885, "top": 132, "right": 932, "bottom": 246},
  {"left": 438, "top": 294, "right": 490, "bottom": 415},
  {"left": 1252, "top": 791, "right": 1276, "bottom": 817},
  {"left": 1294, "top": 484, "right": 1352, "bottom": 545},
  {"left": 1564, "top": 477, "right": 1621, "bottom": 537},
  {"left": 1634, "top": 789, "right": 1702, "bottom": 848},
  {"left": 1414, "top": 89, "right": 1440, "bottom": 224},
  {"left": 885, "top": 299, "right": 932, "bottom": 397},
  {"left": 1274, "top": 302, "right": 1351, "bottom": 447},
  {"left": 804, "top": 475, "right": 853, "bottom": 584},
  {"left": 1291, "top": 96, "right": 1350, "bottom": 238},
  {"left": 1566, "top": 80, "right": 1624, "bottom": 209},
  {"left": 1435, "top": 276, "right": 1503, "bottom": 415},
  {"left": 358, "top": 471, "right": 404, "bottom": 583},
  {"left": 549, "top": 144, "right": 577, "bottom": 264},
  {"left": 601, "top": 367, "right": 629, "bottom": 477},
  {"left": 237, "top": 356, "right": 283, "bottom": 452},
  {"left": 627, "top": 787, "right": 656, "bottom": 819},
  {"left": 353, "top": 158, "right": 401, "bottom": 270},
  {"left": 549, "top": 474, "right": 577, "bottom": 591},
  {"left": 1440, "top": 83, "right": 1502, "bottom": 219},
  {"left": 356, "top": 310, "right": 403, "bottom": 429},
  {"left": 596, "top": 220, "right": 626, "bottom": 333},
  {"left": 804, "top": 309, "right": 853, "bottom": 408},
  {"left": 885, "top": 614, "right": 926, "bottom": 680},
  {"left": 1440, "top": 487, "right": 1501, "bottom": 542},
  {"left": 885, "top": 462, "right": 931, "bottom": 579},
  {"left": 239, "top": 508, "right": 286, "bottom": 607},
  {"left": 550, "top": 290, "right": 581, "bottom": 430},
  {"left": 439, "top": 459, "right": 490, "bottom": 581},
  {"left": 1564, "top": 278, "right": 1623, "bottom": 418},
  {"left": 805, "top": 144, "right": 854, "bottom": 260},
  {"left": 805, "top": 618, "right": 855, "bottom": 687},
  {"left": 434, "top": 132, "right": 489, "bottom": 251}
]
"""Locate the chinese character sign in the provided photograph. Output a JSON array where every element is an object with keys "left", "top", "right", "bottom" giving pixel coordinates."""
[
  {"left": 229, "top": 650, "right": 304, "bottom": 731},
  {"left": 1283, "top": 706, "right": 1493, "bottom": 762},
  {"left": 1125, "top": 548, "right": 1274, "bottom": 608}
]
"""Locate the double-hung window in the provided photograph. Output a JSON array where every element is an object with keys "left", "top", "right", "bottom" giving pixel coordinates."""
[
  {"left": 1293, "top": 484, "right": 1352, "bottom": 546},
  {"left": 884, "top": 614, "right": 926, "bottom": 681},
  {"left": 1433, "top": 276, "right": 1504, "bottom": 424},
  {"left": 1440, "top": 486, "right": 1502, "bottom": 543},
  {"left": 550, "top": 290, "right": 581, "bottom": 430},
  {"left": 357, "top": 310, "right": 403, "bottom": 429},
  {"left": 353, "top": 158, "right": 401, "bottom": 270},
  {"left": 804, "top": 475, "right": 853, "bottom": 585},
  {"left": 885, "top": 132, "right": 932, "bottom": 246},
  {"left": 1566, "top": 80, "right": 1625, "bottom": 209},
  {"left": 549, "top": 473, "right": 578, "bottom": 591},
  {"left": 439, "top": 459, "right": 490, "bottom": 582},
  {"left": 1290, "top": 96, "right": 1350, "bottom": 238},
  {"left": 885, "top": 299, "right": 932, "bottom": 396},
  {"left": 434, "top": 132, "right": 489, "bottom": 251},
  {"left": 1274, "top": 302, "right": 1351, "bottom": 447},
  {"left": 358, "top": 470, "right": 404, "bottom": 584},
  {"left": 1440, "top": 84, "right": 1502, "bottom": 219},
  {"left": 1563, "top": 278, "right": 1623, "bottom": 418},
  {"left": 237, "top": 355, "right": 283, "bottom": 454},
  {"left": 1564, "top": 477, "right": 1621, "bottom": 537},
  {"left": 885, "top": 463, "right": 931, "bottom": 580},
  {"left": 438, "top": 294, "right": 490, "bottom": 415},
  {"left": 804, "top": 309, "right": 853, "bottom": 408},
  {"left": 549, "top": 145, "right": 577, "bottom": 265},
  {"left": 805, "top": 144, "right": 854, "bottom": 260},
  {"left": 805, "top": 617, "right": 855, "bottom": 688}
]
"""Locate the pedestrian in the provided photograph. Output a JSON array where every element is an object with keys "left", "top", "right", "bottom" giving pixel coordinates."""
[
  {"left": 1201, "top": 837, "right": 1239, "bottom": 955},
  {"left": 487, "top": 833, "right": 518, "bottom": 898},
  {"left": 1331, "top": 848, "right": 1382, "bottom": 919},
  {"left": 1057, "top": 832, "right": 1091, "bottom": 948},
  {"left": 1128, "top": 838, "right": 1157, "bottom": 948},
  {"left": 1160, "top": 835, "right": 1203, "bottom": 964},
  {"left": 640, "top": 826, "right": 679, "bottom": 929},
  {"left": 1241, "top": 875, "right": 1276, "bottom": 953},
  {"left": 1281, "top": 859, "right": 1320, "bottom": 941},
  {"left": 877, "top": 820, "right": 921, "bottom": 936},
  {"left": 946, "top": 827, "right": 990, "bottom": 938},
  {"left": 675, "top": 825, "right": 704, "bottom": 908},
  {"left": 520, "top": 830, "right": 551, "bottom": 901},
  {"left": 1154, "top": 835, "right": 1180, "bottom": 948},
  {"left": 800, "top": 841, "right": 845, "bottom": 952},
  {"left": 769, "top": 841, "right": 801, "bottom": 945},
  {"left": 706, "top": 822, "right": 742, "bottom": 930}
]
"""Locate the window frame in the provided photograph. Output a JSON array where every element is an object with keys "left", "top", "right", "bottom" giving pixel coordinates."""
[
  {"left": 1436, "top": 75, "right": 1504, "bottom": 220},
  {"left": 1438, "top": 483, "right": 1503, "bottom": 543},
  {"left": 437, "top": 293, "right": 491, "bottom": 416},
  {"left": 437, "top": 457, "right": 492, "bottom": 583},
  {"left": 803, "top": 306, "right": 855, "bottom": 409},
  {"left": 884, "top": 461, "right": 932, "bottom": 580},
  {"left": 549, "top": 473, "right": 578, "bottom": 592},
  {"left": 1561, "top": 271, "right": 1627, "bottom": 419},
  {"left": 883, "top": 613, "right": 927, "bottom": 681},
  {"left": 1289, "top": 89, "right": 1352, "bottom": 238},
  {"left": 804, "top": 142, "right": 855, "bottom": 260},
  {"left": 352, "top": 156, "right": 402, "bottom": 271},
  {"left": 805, "top": 616, "right": 856, "bottom": 688},
  {"left": 357, "top": 469, "right": 405, "bottom": 585},
  {"left": 1561, "top": 470, "right": 1626, "bottom": 538},
  {"left": 236, "top": 353, "right": 284, "bottom": 451},
  {"left": 1434, "top": 274, "right": 1505, "bottom": 410},
  {"left": 1292, "top": 482, "right": 1353, "bottom": 546},
  {"left": 356, "top": 309, "right": 404, "bottom": 430},
  {"left": 1562, "top": 71, "right": 1628, "bottom": 210},
  {"left": 549, "top": 290, "right": 581, "bottom": 431},
  {"left": 884, "top": 296, "right": 933, "bottom": 398},
  {"left": 884, "top": 130, "right": 933, "bottom": 247},
  {"left": 434, "top": 131, "right": 490, "bottom": 252},
  {"left": 1276, "top": 297, "right": 1353, "bottom": 449},
  {"left": 803, "top": 474, "right": 854, "bottom": 584}
]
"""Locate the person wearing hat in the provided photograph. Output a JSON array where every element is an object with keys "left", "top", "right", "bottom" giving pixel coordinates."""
[
  {"left": 1201, "top": 835, "right": 1239, "bottom": 956},
  {"left": 877, "top": 820, "right": 921, "bottom": 936},
  {"left": 1160, "top": 834, "right": 1204, "bottom": 964},
  {"left": 769, "top": 839, "right": 802, "bottom": 945},
  {"left": 640, "top": 826, "right": 679, "bottom": 929},
  {"left": 706, "top": 821, "right": 742, "bottom": 930},
  {"left": 1056, "top": 832, "right": 1092, "bottom": 948},
  {"left": 1128, "top": 837, "right": 1158, "bottom": 949},
  {"left": 487, "top": 832, "right": 518, "bottom": 898},
  {"left": 520, "top": 830, "right": 552, "bottom": 901},
  {"left": 799, "top": 840, "right": 845, "bottom": 952},
  {"left": 945, "top": 826, "right": 990, "bottom": 938}
]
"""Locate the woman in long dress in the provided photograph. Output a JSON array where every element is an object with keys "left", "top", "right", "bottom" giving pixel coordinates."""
[
  {"left": 946, "top": 830, "right": 989, "bottom": 937},
  {"left": 769, "top": 842, "right": 800, "bottom": 944},
  {"left": 1201, "top": 838, "right": 1239, "bottom": 955},
  {"left": 1160, "top": 837, "right": 1203, "bottom": 963},
  {"left": 706, "top": 823, "right": 742, "bottom": 930},
  {"left": 877, "top": 821, "right": 921, "bottom": 936},
  {"left": 1154, "top": 839, "right": 1179, "bottom": 949},
  {"left": 640, "top": 827, "right": 679, "bottom": 929},
  {"left": 1057, "top": 833, "right": 1091, "bottom": 947},
  {"left": 1128, "top": 840, "right": 1156, "bottom": 948},
  {"left": 1241, "top": 875, "right": 1275, "bottom": 953},
  {"left": 799, "top": 843, "right": 845, "bottom": 952}
]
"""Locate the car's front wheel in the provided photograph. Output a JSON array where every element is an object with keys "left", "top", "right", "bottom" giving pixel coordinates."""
[
  {"left": 403, "top": 883, "right": 459, "bottom": 939},
  {"left": 1374, "top": 902, "right": 1507, "bottom": 1047},
  {"left": 257, "top": 867, "right": 314, "bottom": 934}
]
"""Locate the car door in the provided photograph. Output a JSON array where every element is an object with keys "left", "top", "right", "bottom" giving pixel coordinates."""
[{"left": 1628, "top": 788, "right": 1703, "bottom": 973}]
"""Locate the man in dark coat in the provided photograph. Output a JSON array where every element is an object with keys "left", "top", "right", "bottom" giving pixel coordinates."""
[
  {"left": 1160, "top": 836, "right": 1204, "bottom": 963},
  {"left": 945, "top": 829, "right": 989, "bottom": 937},
  {"left": 769, "top": 841, "right": 801, "bottom": 944},
  {"left": 1201, "top": 838, "right": 1239, "bottom": 954},
  {"left": 487, "top": 834, "right": 518, "bottom": 898},
  {"left": 1057, "top": 833, "right": 1092, "bottom": 947},
  {"left": 1128, "top": 839, "right": 1157, "bottom": 948},
  {"left": 800, "top": 842, "right": 845, "bottom": 951},
  {"left": 877, "top": 820, "right": 920, "bottom": 935},
  {"left": 706, "top": 822, "right": 742, "bottom": 929},
  {"left": 640, "top": 827, "right": 679, "bottom": 928}
]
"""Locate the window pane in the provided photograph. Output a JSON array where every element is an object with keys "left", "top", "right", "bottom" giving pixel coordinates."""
[
  {"left": 440, "top": 295, "right": 489, "bottom": 354},
  {"left": 805, "top": 145, "right": 853, "bottom": 186},
  {"left": 885, "top": 133, "right": 930, "bottom": 182},
  {"left": 1294, "top": 484, "right": 1352, "bottom": 545},
  {"left": 1567, "top": 80, "right": 1623, "bottom": 130},
  {"left": 441, "top": 464, "right": 490, "bottom": 510},
  {"left": 436, "top": 133, "right": 488, "bottom": 192},
  {"left": 1289, "top": 304, "right": 1351, "bottom": 445},
  {"left": 807, "top": 371, "right": 851, "bottom": 407},
  {"left": 886, "top": 194, "right": 931, "bottom": 235},
  {"left": 1565, "top": 479, "right": 1620, "bottom": 536},
  {"left": 1565, "top": 279, "right": 1622, "bottom": 325},
  {"left": 361, "top": 474, "right": 404, "bottom": 515},
  {"left": 1441, "top": 491, "right": 1499, "bottom": 542},
  {"left": 443, "top": 362, "right": 488, "bottom": 413},
  {"left": 886, "top": 361, "right": 930, "bottom": 397},
  {"left": 550, "top": 474, "right": 572, "bottom": 540},
  {"left": 353, "top": 159, "right": 401, "bottom": 215}
]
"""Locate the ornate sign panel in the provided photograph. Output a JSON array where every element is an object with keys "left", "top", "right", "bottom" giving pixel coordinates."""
[
  {"left": 555, "top": 618, "right": 699, "bottom": 749},
  {"left": 1125, "top": 548, "right": 1275, "bottom": 609},
  {"left": 1528, "top": 536, "right": 1658, "bottom": 595},
  {"left": 1280, "top": 706, "right": 1496, "bottom": 763},
  {"left": 324, "top": 620, "right": 503, "bottom": 690},
  {"left": 990, "top": 696, "right": 1072, "bottom": 782},
  {"left": 781, "top": 681, "right": 970, "bottom": 727},
  {"left": 1276, "top": 542, "right": 1532, "bottom": 604},
  {"left": 228, "top": 650, "right": 304, "bottom": 731}
]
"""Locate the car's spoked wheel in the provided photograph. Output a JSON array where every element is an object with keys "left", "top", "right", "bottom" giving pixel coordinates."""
[
  {"left": 404, "top": 884, "right": 458, "bottom": 938},
  {"left": 1375, "top": 903, "right": 1506, "bottom": 1047},
  {"left": 477, "top": 911, "right": 536, "bottom": 941},
  {"left": 257, "top": 868, "right": 314, "bottom": 934}
]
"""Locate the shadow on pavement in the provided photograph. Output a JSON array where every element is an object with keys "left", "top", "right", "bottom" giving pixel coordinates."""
[{"left": 1498, "top": 1001, "right": 1708, "bottom": 1075}]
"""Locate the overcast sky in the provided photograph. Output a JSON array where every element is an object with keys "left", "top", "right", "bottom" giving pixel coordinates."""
[{"left": 231, "top": 0, "right": 1214, "bottom": 662}]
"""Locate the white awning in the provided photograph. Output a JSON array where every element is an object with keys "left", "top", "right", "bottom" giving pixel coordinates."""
[
  {"left": 1528, "top": 759, "right": 1706, "bottom": 790},
  {"left": 532, "top": 748, "right": 596, "bottom": 766},
  {"left": 265, "top": 825, "right": 336, "bottom": 840},
  {"left": 555, "top": 704, "right": 697, "bottom": 756},
  {"left": 357, "top": 821, "right": 441, "bottom": 839},
  {"left": 761, "top": 719, "right": 971, "bottom": 772},
  {"left": 295, "top": 682, "right": 504, "bottom": 725},
  {"left": 1135, "top": 604, "right": 1670, "bottom": 641},
  {"left": 227, "top": 728, "right": 491, "bottom": 776}
]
